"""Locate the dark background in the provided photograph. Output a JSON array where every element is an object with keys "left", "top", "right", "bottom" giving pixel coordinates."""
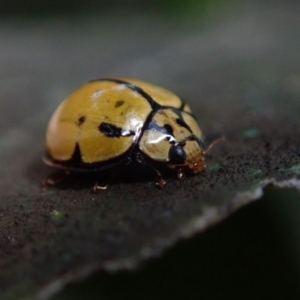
[{"left": 0, "top": 0, "right": 242, "bottom": 15}]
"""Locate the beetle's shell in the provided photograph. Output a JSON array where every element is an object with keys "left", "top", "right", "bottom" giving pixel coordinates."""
[{"left": 44, "top": 78, "right": 203, "bottom": 172}]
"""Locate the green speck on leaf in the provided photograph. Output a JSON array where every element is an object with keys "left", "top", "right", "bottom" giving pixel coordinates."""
[
  {"left": 50, "top": 210, "right": 65, "bottom": 222},
  {"left": 248, "top": 168, "right": 262, "bottom": 175},
  {"left": 241, "top": 128, "right": 260, "bottom": 138},
  {"left": 208, "top": 163, "right": 222, "bottom": 171},
  {"left": 290, "top": 164, "right": 300, "bottom": 174},
  {"left": 280, "top": 163, "right": 300, "bottom": 175}
]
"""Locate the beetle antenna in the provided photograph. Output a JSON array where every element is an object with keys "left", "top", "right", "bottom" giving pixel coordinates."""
[{"left": 204, "top": 136, "right": 224, "bottom": 154}]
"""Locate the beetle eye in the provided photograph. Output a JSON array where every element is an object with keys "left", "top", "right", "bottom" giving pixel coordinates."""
[{"left": 169, "top": 144, "right": 187, "bottom": 164}]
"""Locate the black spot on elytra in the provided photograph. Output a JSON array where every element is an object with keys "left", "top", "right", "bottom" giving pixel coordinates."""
[
  {"left": 99, "top": 122, "right": 135, "bottom": 138},
  {"left": 115, "top": 100, "right": 125, "bottom": 108},
  {"left": 163, "top": 124, "right": 174, "bottom": 136},
  {"left": 77, "top": 116, "right": 86, "bottom": 126}
]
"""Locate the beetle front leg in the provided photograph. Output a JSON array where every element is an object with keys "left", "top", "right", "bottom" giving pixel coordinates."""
[
  {"left": 176, "top": 168, "right": 186, "bottom": 180},
  {"left": 135, "top": 152, "right": 166, "bottom": 188},
  {"left": 154, "top": 174, "right": 166, "bottom": 188}
]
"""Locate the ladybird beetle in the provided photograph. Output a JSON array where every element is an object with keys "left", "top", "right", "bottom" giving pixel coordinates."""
[{"left": 44, "top": 78, "right": 213, "bottom": 188}]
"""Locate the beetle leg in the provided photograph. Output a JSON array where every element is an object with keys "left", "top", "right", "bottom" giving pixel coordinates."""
[
  {"left": 41, "top": 171, "right": 70, "bottom": 191},
  {"left": 155, "top": 173, "right": 166, "bottom": 188},
  {"left": 136, "top": 152, "right": 166, "bottom": 188},
  {"left": 91, "top": 169, "right": 118, "bottom": 192},
  {"left": 177, "top": 168, "right": 185, "bottom": 180},
  {"left": 92, "top": 182, "right": 108, "bottom": 192}
]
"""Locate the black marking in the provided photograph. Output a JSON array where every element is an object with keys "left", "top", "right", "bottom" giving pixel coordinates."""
[
  {"left": 163, "top": 124, "right": 174, "bottom": 136},
  {"left": 179, "top": 98, "right": 186, "bottom": 110},
  {"left": 176, "top": 117, "right": 188, "bottom": 129},
  {"left": 71, "top": 143, "right": 83, "bottom": 163},
  {"left": 44, "top": 142, "right": 136, "bottom": 173},
  {"left": 147, "top": 120, "right": 173, "bottom": 136},
  {"left": 169, "top": 143, "right": 187, "bottom": 164},
  {"left": 165, "top": 136, "right": 175, "bottom": 143},
  {"left": 175, "top": 114, "right": 193, "bottom": 133},
  {"left": 182, "top": 135, "right": 205, "bottom": 149},
  {"left": 77, "top": 116, "right": 86, "bottom": 126},
  {"left": 192, "top": 136, "right": 205, "bottom": 149},
  {"left": 162, "top": 105, "right": 197, "bottom": 118},
  {"left": 99, "top": 122, "right": 135, "bottom": 138},
  {"left": 115, "top": 100, "right": 125, "bottom": 108},
  {"left": 92, "top": 78, "right": 160, "bottom": 110}
]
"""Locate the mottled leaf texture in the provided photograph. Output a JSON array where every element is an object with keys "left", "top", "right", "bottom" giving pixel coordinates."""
[{"left": 1, "top": 2, "right": 300, "bottom": 299}]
